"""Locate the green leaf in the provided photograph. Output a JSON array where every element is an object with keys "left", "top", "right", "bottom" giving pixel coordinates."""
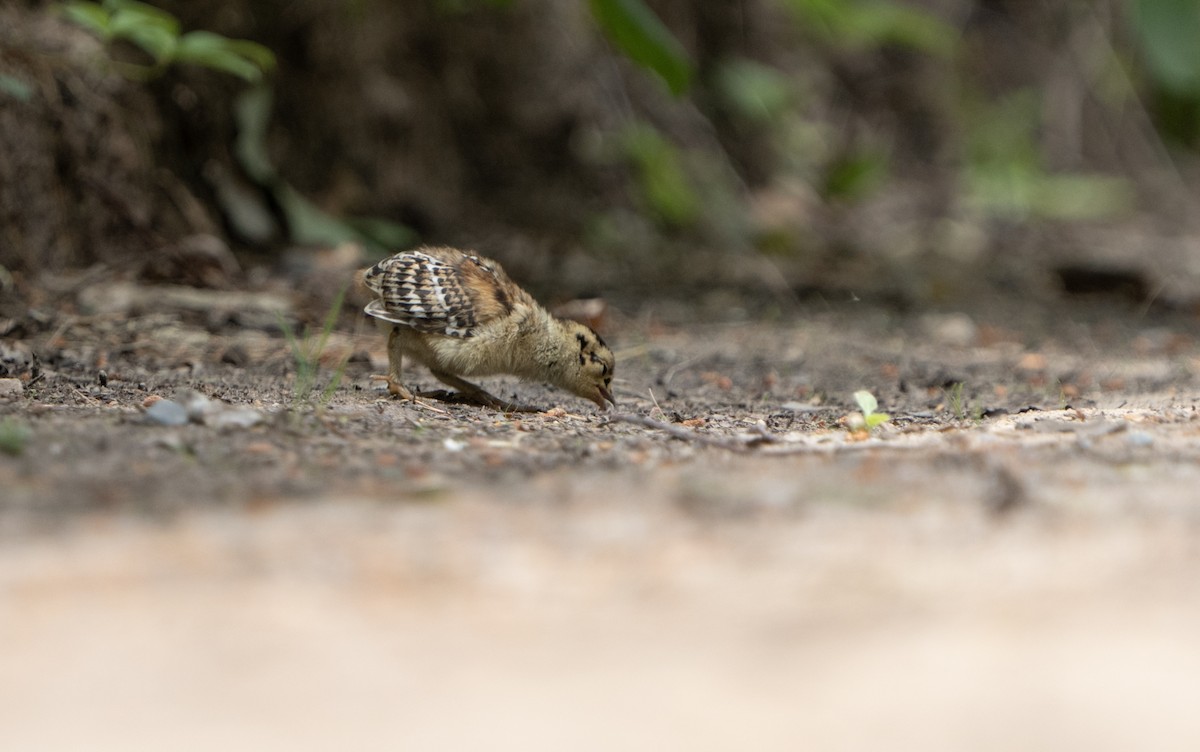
[
  {"left": 175, "top": 31, "right": 266, "bottom": 81},
  {"left": 589, "top": 0, "right": 693, "bottom": 95},
  {"left": 61, "top": 1, "right": 112, "bottom": 38},
  {"left": 864, "top": 412, "right": 891, "bottom": 429},
  {"left": 221, "top": 39, "right": 276, "bottom": 73},
  {"left": 105, "top": 2, "right": 180, "bottom": 62},
  {"left": 1132, "top": 0, "right": 1200, "bottom": 95},
  {"left": 60, "top": 1, "right": 113, "bottom": 39},
  {"left": 107, "top": 3, "right": 179, "bottom": 35},
  {"left": 853, "top": 390, "right": 878, "bottom": 416},
  {"left": 103, "top": 0, "right": 180, "bottom": 28}
]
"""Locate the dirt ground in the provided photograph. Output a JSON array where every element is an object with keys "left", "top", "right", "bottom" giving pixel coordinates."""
[{"left": 3, "top": 282, "right": 1200, "bottom": 750}]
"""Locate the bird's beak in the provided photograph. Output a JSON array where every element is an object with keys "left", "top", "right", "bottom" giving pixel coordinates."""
[{"left": 595, "top": 385, "right": 616, "bottom": 410}]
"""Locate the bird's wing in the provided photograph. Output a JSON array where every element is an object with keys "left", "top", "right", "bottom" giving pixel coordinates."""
[{"left": 362, "top": 250, "right": 514, "bottom": 338}]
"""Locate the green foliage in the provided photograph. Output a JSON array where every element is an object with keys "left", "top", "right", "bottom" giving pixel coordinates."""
[
  {"left": 175, "top": 32, "right": 275, "bottom": 81},
  {"left": 713, "top": 58, "right": 795, "bottom": 123},
  {"left": 60, "top": 0, "right": 274, "bottom": 82},
  {"left": 589, "top": 0, "right": 694, "bottom": 95},
  {"left": 780, "top": 0, "right": 956, "bottom": 57},
  {"left": 1129, "top": 0, "right": 1200, "bottom": 143},
  {"left": 964, "top": 91, "right": 1132, "bottom": 219},
  {"left": 945, "top": 382, "right": 984, "bottom": 422},
  {"left": 823, "top": 148, "right": 890, "bottom": 202},
  {"left": 232, "top": 86, "right": 416, "bottom": 251},
  {"left": 969, "top": 165, "right": 1131, "bottom": 220},
  {"left": 1131, "top": 0, "right": 1200, "bottom": 96},
  {"left": 0, "top": 418, "right": 31, "bottom": 457},
  {"left": 728, "top": 1, "right": 955, "bottom": 212},
  {"left": 946, "top": 382, "right": 966, "bottom": 420},
  {"left": 619, "top": 122, "right": 701, "bottom": 227},
  {"left": 279, "top": 285, "right": 350, "bottom": 408},
  {"left": 852, "top": 390, "right": 891, "bottom": 431}
]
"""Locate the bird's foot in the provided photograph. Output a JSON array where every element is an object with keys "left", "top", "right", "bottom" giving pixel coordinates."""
[{"left": 370, "top": 374, "right": 416, "bottom": 401}]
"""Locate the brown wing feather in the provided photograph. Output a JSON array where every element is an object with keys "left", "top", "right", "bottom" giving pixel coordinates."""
[
  {"left": 456, "top": 253, "right": 515, "bottom": 322},
  {"left": 362, "top": 247, "right": 515, "bottom": 338}
]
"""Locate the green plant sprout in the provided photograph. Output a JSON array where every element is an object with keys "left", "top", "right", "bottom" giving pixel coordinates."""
[
  {"left": 851, "top": 390, "right": 891, "bottom": 432},
  {"left": 944, "top": 382, "right": 986, "bottom": 422},
  {"left": 946, "top": 381, "right": 966, "bottom": 420},
  {"left": 278, "top": 285, "right": 350, "bottom": 410},
  {"left": 60, "top": 0, "right": 274, "bottom": 82}
]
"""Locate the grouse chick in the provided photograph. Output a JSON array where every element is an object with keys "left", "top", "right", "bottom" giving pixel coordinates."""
[{"left": 362, "top": 246, "right": 616, "bottom": 410}]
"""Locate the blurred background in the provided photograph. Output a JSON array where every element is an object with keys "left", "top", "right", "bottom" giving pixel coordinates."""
[{"left": 4, "top": 0, "right": 1200, "bottom": 314}]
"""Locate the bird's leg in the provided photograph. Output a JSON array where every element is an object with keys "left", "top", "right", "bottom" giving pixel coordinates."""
[
  {"left": 425, "top": 370, "right": 539, "bottom": 413},
  {"left": 371, "top": 327, "right": 415, "bottom": 400}
]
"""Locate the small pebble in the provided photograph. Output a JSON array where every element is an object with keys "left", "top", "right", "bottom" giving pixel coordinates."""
[
  {"left": 208, "top": 408, "right": 265, "bottom": 429},
  {"left": 1126, "top": 431, "right": 1154, "bottom": 448},
  {"left": 177, "top": 390, "right": 217, "bottom": 421},
  {"left": 0, "top": 378, "right": 22, "bottom": 398},
  {"left": 145, "top": 399, "right": 188, "bottom": 426}
]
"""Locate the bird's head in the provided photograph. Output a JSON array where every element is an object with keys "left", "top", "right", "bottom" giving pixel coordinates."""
[{"left": 556, "top": 320, "right": 616, "bottom": 410}]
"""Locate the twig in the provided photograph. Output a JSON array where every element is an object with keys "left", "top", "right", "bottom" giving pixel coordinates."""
[
  {"left": 406, "top": 397, "right": 451, "bottom": 415},
  {"left": 647, "top": 388, "right": 664, "bottom": 419}
]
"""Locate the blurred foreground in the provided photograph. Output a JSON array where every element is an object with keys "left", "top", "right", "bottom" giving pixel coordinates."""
[{"left": 3, "top": 450, "right": 1200, "bottom": 751}]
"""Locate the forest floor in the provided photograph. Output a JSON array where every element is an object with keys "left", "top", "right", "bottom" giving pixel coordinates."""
[{"left": 3, "top": 277, "right": 1200, "bottom": 750}]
